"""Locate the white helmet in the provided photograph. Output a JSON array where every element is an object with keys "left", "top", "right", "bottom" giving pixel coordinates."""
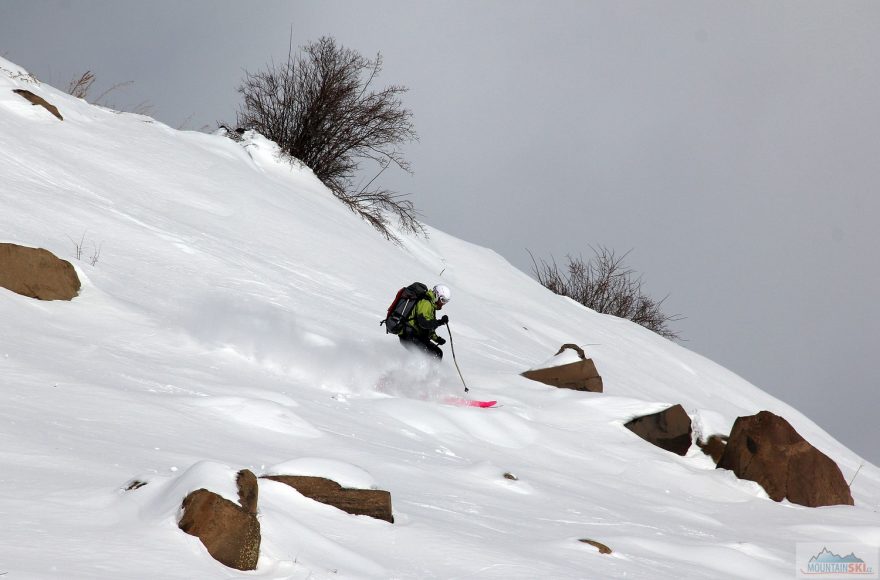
[{"left": 433, "top": 284, "right": 451, "bottom": 305}]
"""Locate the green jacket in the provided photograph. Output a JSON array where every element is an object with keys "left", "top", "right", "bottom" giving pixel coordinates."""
[{"left": 406, "top": 289, "right": 441, "bottom": 340}]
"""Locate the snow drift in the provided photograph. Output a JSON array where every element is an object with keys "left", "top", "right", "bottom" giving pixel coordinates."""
[{"left": 1, "top": 57, "right": 878, "bottom": 579}]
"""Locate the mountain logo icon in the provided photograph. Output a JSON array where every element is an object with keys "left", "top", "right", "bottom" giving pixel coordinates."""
[{"left": 810, "top": 547, "right": 865, "bottom": 564}]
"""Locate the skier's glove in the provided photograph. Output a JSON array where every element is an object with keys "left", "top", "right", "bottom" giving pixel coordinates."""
[
  {"left": 438, "top": 315, "right": 449, "bottom": 325},
  {"left": 435, "top": 336, "right": 446, "bottom": 345}
]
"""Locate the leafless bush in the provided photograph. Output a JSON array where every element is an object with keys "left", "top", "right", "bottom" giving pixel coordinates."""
[
  {"left": 87, "top": 241, "right": 102, "bottom": 266},
  {"left": 0, "top": 63, "right": 39, "bottom": 84},
  {"left": 65, "top": 70, "right": 153, "bottom": 115},
  {"left": 67, "top": 231, "right": 102, "bottom": 266},
  {"left": 67, "top": 70, "right": 96, "bottom": 98},
  {"left": 530, "top": 246, "right": 683, "bottom": 340},
  {"left": 236, "top": 36, "right": 423, "bottom": 242},
  {"left": 68, "top": 232, "right": 86, "bottom": 261}
]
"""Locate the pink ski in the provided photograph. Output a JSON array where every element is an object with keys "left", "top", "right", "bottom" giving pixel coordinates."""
[{"left": 444, "top": 397, "right": 497, "bottom": 408}]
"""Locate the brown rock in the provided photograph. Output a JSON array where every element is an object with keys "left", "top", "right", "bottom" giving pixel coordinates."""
[
  {"left": 579, "top": 539, "right": 612, "bottom": 554},
  {"left": 696, "top": 434, "right": 728, "bottom": 465},
  {"left": 521, "top": 344, "right": 604, "bottom": 392},
  {"left": 236, "top": 469, "right": 259, "bottom": 515},
  {"left": 625, "top": 404, "right": 692, "bottom": 456},
  {"left": 13, "top": 89, "right": 63, "bottom": 120},
  {"left": 262, "top": 475, "right": 394, "bottom": 523},
  {"left": 178, "top": 469, "right": 261, "bottom": 570},
  {"left": 0, "top": 243, "right": 81, "bottom": 300},
  {"left": 123, "top": 480, "right": 148, "bottom": 491},
  {"left": 717, "top": 411, "right": 854, "bottom": 507}
]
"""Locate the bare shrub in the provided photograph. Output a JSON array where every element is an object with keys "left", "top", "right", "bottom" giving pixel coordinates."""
[
  {"left": 236, "top": 36, "right": 423, "bottom": 242},
  {"left": 0, "top": 62, "right": 39, "bottom": 84},
  {"left": 67, "top": 232, "right": 86, "bottom": 261},
  {"left": 67, "top": 231, "right": 102, "bottom": 266},
  {"left": 65, "top": 70, "right": 153, "bottom": 115},
  {"left": 530, "top": 246, "right": 683, "bottom": 340},
  {"left": 67, "top": 70, "right": 96, "bottom": 98}
]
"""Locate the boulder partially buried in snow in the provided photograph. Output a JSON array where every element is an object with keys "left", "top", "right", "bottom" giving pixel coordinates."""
[
  {"left": 521, "top": 344, "right": 603, "bottom": 392},
  {"left": 262, "top": 475, "right": 394, "bottom": 523},
  {"left": 625, "top": 404, "right": 693, "bottom": 456},
  {"left": 0, "top": 243, "right": 81, "bottom": 300},
  {"left": 696, "top": 434, "right": 728, "bottom": 465},
  {"left": 717, "top": 411, "right": 854, "bottom": 507},
  {"left": 262, "top": 458, "right": 392, "bottom": 523},
  {"left": 579, "top": 538, "right": 612, "bottom": 554},
  {"left": 12, "top": 88, "right": 63, "bottom": 120},
  {"left": 178, "top": 469, "right": 261, "bottom": 571}
]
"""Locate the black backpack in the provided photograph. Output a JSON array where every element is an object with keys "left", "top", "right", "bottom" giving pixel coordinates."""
[{"left": 381, "top": 282, "right": 428, "bottom": 334}]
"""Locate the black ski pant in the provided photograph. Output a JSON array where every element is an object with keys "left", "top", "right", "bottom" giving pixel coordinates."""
[{"left": 398, "top": 329, "right": 443, "bottom": 360}]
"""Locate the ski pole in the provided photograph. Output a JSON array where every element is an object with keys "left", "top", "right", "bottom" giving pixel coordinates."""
[{"left": 445, "top": 321, "right": 469, "bottom": 393}]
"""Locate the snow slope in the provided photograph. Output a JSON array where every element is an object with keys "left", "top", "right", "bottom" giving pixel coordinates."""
[{"left": 1, "top": 57, "right": 878, "bottom": 579}]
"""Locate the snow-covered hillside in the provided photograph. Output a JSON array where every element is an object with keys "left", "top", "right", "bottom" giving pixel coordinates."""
[{"left": 1, "top": 57, "right": 878, "bottom": 579}]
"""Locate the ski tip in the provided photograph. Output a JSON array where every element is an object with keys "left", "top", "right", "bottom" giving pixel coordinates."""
[
  {"left": 472, "top": 400, "right": 497, "bottom": 408},
  {"left": 444, "top": 396, "right": 497, "bottom": 408}
]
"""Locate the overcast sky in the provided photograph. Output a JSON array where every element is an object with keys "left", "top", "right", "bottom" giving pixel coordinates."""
[{"left": 3, "top": 1, "right": 878, "bottom": 466}]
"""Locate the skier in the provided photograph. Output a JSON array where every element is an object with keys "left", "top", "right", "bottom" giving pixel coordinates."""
[{"left": 398, "top": 284, "right": 451, "bottom": 359}]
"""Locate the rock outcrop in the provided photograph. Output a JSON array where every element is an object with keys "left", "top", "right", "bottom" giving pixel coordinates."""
[
  {"left": 521, "top": 344, "right": 603, "bottom": 392},
  {"left": 717, "top": 411, "right": 854, "bottom": 507},
  {"left": 236, "top": 469, "right": 259, "bottom": 515},
  {"left": 262, "top": 475, "right": 394, "bottom": 523},
  {"left": 13, "top": 89, "right": 63, "bottom": 120},
  {"left": 0, "top": 243, "right": 80, "bottom": 300},
  {"left": 624, "top": 404, "right": 692, "bottom": 456},
  {"left": 578, "top": 539, "right": 612, "bottom": 554},
  {"left": 178, "top": 469, "right": 261, "bottom": 571},
  {"left": 696, "top": 434, "right": 728, "bottom": 465}
]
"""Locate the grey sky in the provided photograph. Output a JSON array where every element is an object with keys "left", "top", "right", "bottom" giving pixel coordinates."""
[{"left": 3, "top": 1, "right": 878, "bottom": 466}]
